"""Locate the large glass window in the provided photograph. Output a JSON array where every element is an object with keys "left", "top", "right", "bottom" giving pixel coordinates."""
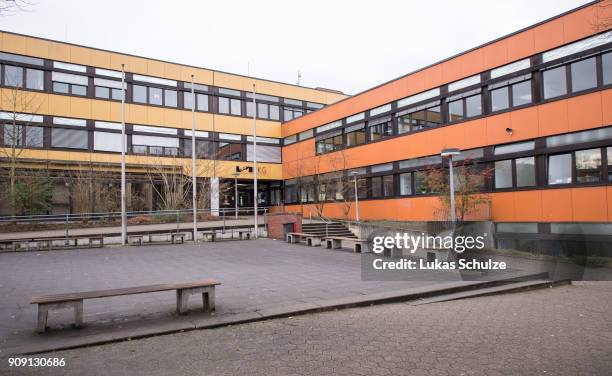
[
  {"left": 516, "top": 157, "right": 536, "bottom": 187},
  {"left": 283, "top": 107, "right": 303, "bottom": 121},
  {"left": 219, "top": 97, "right": 242, "bottom": 115},
  {"left": 490, "top": 77, "right": 532, "bottom": 112},
  {"left": 495, "top": 160, "right": 513, "bottom": 189},
  {"left": 230, "top": 98, "right": 241, "bottom": 115},
  {"left": 3, "top": 125, "right": 44, "bottom": 148},
  {"left": 575, "top": 148, "right": 601, "bottom": 183},
  {"left": 548, "top": 153, "right": 572, "bottom": 185},
  {"left": 608, "top": 147, "right": 612, "bottom": 182},
  {"left": 346, "top": 127, "right": 366, "bottom": 146},
  {"left": 184, "top": 140, "right": 214, "bottom": 158},
  {"left": 133, "top": 85, "right": 147, "bottom": 103},
  {"left": 490, "top": 87, "right": 509, "bottom": 112},
  {"left": 399, "top": 173, "right": 412, "bottom": 195},
  {"left": 4, "top": 65, "right": 23, "bottom": 87},
  {"left": 448, "top": 100, "right": 463, "bottom": 122},
  {"left": 512, "top": 80, "right": 532, "bottom": 106},
  {"left": 164, "top": 90, "right": 177, "bottom": 107},
  {"left": 25, "top": 69, "right": 44, "bottom": 90},
  {"left": 570, "top": 57, "right": 597, "bottom": 93},
  {"left": 397, "top": 105, "right": 441, "bottom": 134},
  {"left": 414, "top": 171, "right": 431, "bottom": 195},
  {"left": 316, "top": 133, "right": 343, "bottom": 154},
  {"left": 603, "top": 52, "right": 612, "bottom": 86},
  {"left": 543, "top": 66, "right": 567, "bottom": 99},
  {"left": 465, "top": 94, "right": 482, "bottom": 117},
  {"left": 184, "top": 92, "right": 209, "bottom": 111},
  {"left": 149, "top": 87, "right": 162, "bottom": 105},
  {"left": 368, "top": 120, "right": 392, "bottom": 141},
  {"left": 51, "top": 128, "right": 88, "bottom": 149}
]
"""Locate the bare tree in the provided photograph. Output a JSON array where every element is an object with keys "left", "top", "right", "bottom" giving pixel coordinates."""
[
  {"left": 64, "top": 163, "right": 120, "bottom": 216},
  {"left": 0, "top": 0, "right": 32, "bottom": 16},
  {"left": 0, "top": 84, "right": 44, "bottom": 216}
]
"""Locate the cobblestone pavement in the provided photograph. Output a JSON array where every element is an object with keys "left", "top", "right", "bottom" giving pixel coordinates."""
[
  {"left": 0, "top": 239, "right": 463, "bottom": 354},
  {"left": 2, "top": 282, "right": 610, "bottom": 376}
]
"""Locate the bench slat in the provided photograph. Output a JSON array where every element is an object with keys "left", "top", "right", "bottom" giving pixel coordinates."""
[{"left": 31, "top": 279, "right": 221, "bottom": 304}]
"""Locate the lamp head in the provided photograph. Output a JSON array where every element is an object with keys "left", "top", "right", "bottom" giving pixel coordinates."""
[{"left": 441, "top": 148, "right": 461, "bottom": 158}]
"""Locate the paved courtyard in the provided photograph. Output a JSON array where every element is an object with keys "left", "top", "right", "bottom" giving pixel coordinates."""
[
  {"left": 0, "top": 239, "right": 467, "bottom": 354},
  {"left": 2, "top": 282, "right": 610, "bottom": 375}
]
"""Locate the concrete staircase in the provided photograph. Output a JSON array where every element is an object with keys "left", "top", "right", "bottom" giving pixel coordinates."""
[{"left": 302, "top": 222, "right": 357, "bottom": 238}]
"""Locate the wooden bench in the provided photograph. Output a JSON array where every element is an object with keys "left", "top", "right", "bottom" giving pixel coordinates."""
[
  {"left": 287, "top": 232, "right": 323, "bottom": 246},
  {"left": 323, "top": 236, "right": 370, "bottom": 253},
  {"left": 31, "top": 279, "right": 221, "bottom": 333}
]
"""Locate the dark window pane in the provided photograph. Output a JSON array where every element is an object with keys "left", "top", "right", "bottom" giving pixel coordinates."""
[
  {"left": 410, "top": 110, "right": 426, "bottom": 130},
  {"left": 111, "top": 88, "right": 123, "bottom": 100},
  {"left": 72, "top": 85, "right": 87, "bottom": 96},
  {"left": 495, "top": 160, "right": 513, "bottom": 189},
  {"left": 149, "top": 87, "right": 162, "bottom": 105},
  {"left": 548, "top": 153, "right": 572, "bottom": 185},
  {"left": 218, "top": 97, "right": 230, "bottom": 114},
  {"left": 448, "top": 100, "right": 463, "bottom": 122},
  {"left": 414, "top": 171, "right": 429, "bottom": 194},
  {"left": 511, "top": 80, "right": 532, "bottom": 106},
  {"left": 371, "top": 177, "right": 382, "bottom": 197},
  {"left": 603, "top": 52, "right": 612, "bottom": 86},
  {"left": 466, "top": 94, "right": 482, "bottom": 117},
  {"left": 133, "top": 85, "right": 147, "bottom": 103},
  {"left": 608, "top": 147, "right": 612, "bottom": 182},
  {"left": 543, "top": 66, "right": 567, "bottom": 99},
  {"left": 95, "top": 86, "right": 110, "bottom": 99},
  {"left": 426, "top": 106, "right": 442, "bottom": 126},
  {"left": 382, "top": 175, "right": 394, "bottom": 197},
  {"left": 3, "top": 124, "right": 23, "bottom": 146},
  {"left": 347, "top": 130, "right": 365, "bottom": 146},
  {"left": 575, "top": 148, "right": 601, "bottom": 183},
  {"left": 196, "top": 94, "right": 208, "bottom": 111},
  {"left": 53, "top": 82, "right": 69, "bottom": 93},
  {"left": 571, "top": 57, "right": 597, "bottom": 92},
  {"left": 4, "top": 65, "right": 23, "bottom": 87},
  {"left": 165, "top": 90, "right": 177, "bottom": 107},
  {"left": 26, "top": 69, "right": 44, "bottom": 90},
  {"left": 516, "top": 157, "right": 535, "bottom": 187},
  {"left": 491, "top": 87, "right": 509, "bottom": 112}
]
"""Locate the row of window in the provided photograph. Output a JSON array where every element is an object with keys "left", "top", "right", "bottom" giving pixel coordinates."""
[
  {"left": 298, "top": 31, "right": 612, "bottom": 153},
  {"left": 0, "top": 53, "right": 325, "bottom": 123}
]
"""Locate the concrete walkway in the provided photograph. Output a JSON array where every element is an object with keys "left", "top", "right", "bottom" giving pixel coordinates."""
[{"left": 0, "top": 217, "right": 264, "bottom": 241}]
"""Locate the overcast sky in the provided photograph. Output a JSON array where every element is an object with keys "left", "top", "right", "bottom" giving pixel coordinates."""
[{"left": 1, "top": 0, "right": 592, "bottom": 94}]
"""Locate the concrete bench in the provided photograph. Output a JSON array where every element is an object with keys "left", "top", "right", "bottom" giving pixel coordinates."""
[
  {"left": 200, "top": 231, "right": 217, "bottom": 242},
  {"left": 128, "top": 234, "right": 146, "bottom": 246},
  {"left": 31, "top": 279, "right": 221, "bottom": 333},
  {"left": 171, "top": 232, "right": 187, "bottom": 244},
  {"left": 323, "top": 236, "right": 370, "bottom": 253},
  {"left": 237, "top": 230, "right": 251, "bottom": 240},
  {"left": 287, "top": 232, "right": 323, "bottom": 246}
]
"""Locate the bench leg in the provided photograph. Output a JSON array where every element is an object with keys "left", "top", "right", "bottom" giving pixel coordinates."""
[
  {"left": 176, "top": 290, "right": 189, "bottom": 314},
  {"left": 37, "top": 305, "right": 49, "bottom": 333},
  {"left": 202, "top": 287, "right": 215, "bottom": 312},
  {"left": 73, "top": 300, "right": 84, "bottom": 328}
]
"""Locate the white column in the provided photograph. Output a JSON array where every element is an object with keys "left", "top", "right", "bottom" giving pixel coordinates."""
[{"left": 210, "top": 177, "right": 220, "bottom": 216}]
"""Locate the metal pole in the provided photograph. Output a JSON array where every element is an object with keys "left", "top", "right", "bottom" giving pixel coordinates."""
[
  {"left": 252, "top": 83, "right": 258, "bottom": 238},
  {"left": 234, "top": 177, "right": 238, "bottom": 218},
  {"left": 449, "top": 156, "right": 456, "bottom": 247},
  {"left": 190, "top": 75, "right": 197, "bottom": 242},
  {"left": 353, "top": 175, "right": 359, "bottom": 223},
  {"left": 120, "top": 64, "right": 127, "bottom": 245}
]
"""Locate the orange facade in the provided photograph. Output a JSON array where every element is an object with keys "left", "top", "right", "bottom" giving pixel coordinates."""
[{"left": 279, "top": 1, "right": 612, "bottom": 223}]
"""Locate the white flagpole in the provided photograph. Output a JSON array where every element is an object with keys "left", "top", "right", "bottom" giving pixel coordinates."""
[
  {"left": 191, "top": 75, "right": 198, "bottom": 242},
  {"left": 120, "top": 64, "right": 127, "bottom": 245},
  {"left": 252, "top": 83, "right": 258, "bottom": 239}
]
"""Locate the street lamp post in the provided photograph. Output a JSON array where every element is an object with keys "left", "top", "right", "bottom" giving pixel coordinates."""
[
  {"left": 232, "top": 172, "right": 240, "bottom": 218},
  {"left": 350, "top": 171, "right": 360, "bottom": 223},
  {"left": 441, "top": 148, "right": 461, "bottom": 254}
]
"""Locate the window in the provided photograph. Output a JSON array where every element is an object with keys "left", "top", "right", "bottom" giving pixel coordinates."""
[
  {"left": 26, "top": 69, "right": 44, "bottom": 90},
  {"left": 184, "top": 92, "right": 209, "bottom": 111},
  {"left": 149, "top": 87, "right": 162, "bottom": 105},
  {"left": 283, "top": 107, "right": 303, "bottom": 121},
  {"left": 94, "top": 132, "right": 123, "bottom": 152},
  {"left": 346, "top": 124, "right": 366, "bottom": 146},
  {"left": 608, "top": 147, "right": 612, "bottom": 182},
  {"left": 131, "top": 135, "right": 179, "bottom": 155},
  {"left": 603, "top": 52, "right": 612, "bottom": 86},
  {"left": 399, "top": 173, "right": 412, "bottom": 195},
  {"left": 316, "top": 132, "right": 343, "bottom": 154},
  {"left": 546, "top": 127, "right": 612, "bottom": 148},
  {"left": 494, "top": 141, "right": 534, "bottom": 155},
  {"left": 548, "top": 153, "right": 572, "bottom": 185},
  {"left": 94, "top": 78, "right": 124, "bottom": 100},
  {"left": 298, "top": 129, "right": 313, "bottom": 140},
  {"left": 218, "top": 97, "right": 242, "bottom": 115},
  {"left": 218, "top": 142, "right": 242, "bottom": 160},
  {"left": 52, "top": 72, "right": 87, "bottom": 96},
  {"left": 543, "top": 66, "right": 567, "bottom": 99},
  {"left": 465, "top": 94, "right": 482, "bottom": 117},
  {"left": 249, "top": 102, "right": 280, "bottom": 120},
  {"left": 397, "top": 105, "right": 441, "bottom": 134},
  {"left": 512, "top": 80, "right": 532, "bottom": 106},
  {"left": 516, "top": 157, "right": 536, "bottom": 187},
  {"left": 284, "top": 134, "right": 297, "bottom": 145},
  {"left": 164, "top": 90, "right": 177, "bottom": 107},
  {"left": 448, "top": 100, "right": 463, "bottom": 122},
  {"left": 51, "top": 128, "right": 88, "bottom": 149},
  {"left": 570, "top": 57, "right": 597, "bottom": 93},
  {"left": 368, "top": 119, "right": 392, "bottom": 141},
  {"left": 357, "top": 177, "right": 368, "bottom": 199},
  {"left": 414, "top": 171, "right": 431, "bottom": 194},
  {"left": 184, "top": 140, "right": 214, "bottom": 158},
  {"left": 490, "top": 87, "right": 509, "bottom": 111},
  {"left": 495, "top": 160, "right": 513, "bottom": 189},
  {"left": 133, "top": 85, "right": 147, "bottom": 103},
  {"left": 489, "top": 75, "right": 533, "bottom": 112},
  {"left": 2, "top": 124, "right": 43, "bottom": 147},
  {"left": 4, "top": 65, "right": 23, "bottom": 87},
  {"left": 575, "top": 148, "right": 601, "bottom": 183}
]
